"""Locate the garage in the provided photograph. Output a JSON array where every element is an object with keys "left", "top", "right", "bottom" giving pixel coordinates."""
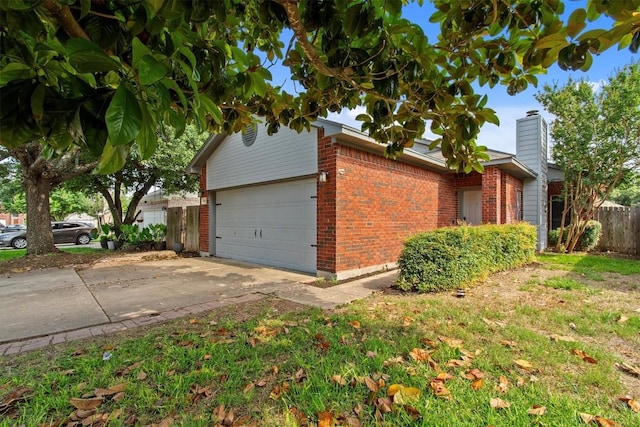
[{"left": 215, "top": 179, "right": 317, "bottom": 273}]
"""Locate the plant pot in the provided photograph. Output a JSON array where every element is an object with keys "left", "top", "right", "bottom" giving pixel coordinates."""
[
  {"left": 100, "top": 239, "right": 109, "bottom": 249},
  {"left": 172, "top": 242, "right": 184, "bottom": 254},
  {"left": 107, "top": 240, "right": 116, "bottom": 250},
  {"left": 123, "top": 243, "right": 137, "bottom": 252}
]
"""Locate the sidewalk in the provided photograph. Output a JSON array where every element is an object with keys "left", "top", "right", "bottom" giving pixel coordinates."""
[{"left": 0, "top": 255, "right": 395, "bottom": 356}]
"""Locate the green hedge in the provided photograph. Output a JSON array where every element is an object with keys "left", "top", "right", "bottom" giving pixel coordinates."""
[
  {"left": 548, "top": 220, "right": 602, "bottom": 252},
  {"left": 397, "top": 223, "right": 537, "bottom": 293}
]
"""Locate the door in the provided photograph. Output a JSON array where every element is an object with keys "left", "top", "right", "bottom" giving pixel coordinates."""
[
  {"left": 462, "top": 190, "right": 482, "bottom": 225},
  {"left": 215, "top": 179, "right": 316, "bottom": 273}
]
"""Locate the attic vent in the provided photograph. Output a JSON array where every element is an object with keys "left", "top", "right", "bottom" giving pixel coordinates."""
[{"left": 242, "top": 123, "right": 258, "bottom": 146}]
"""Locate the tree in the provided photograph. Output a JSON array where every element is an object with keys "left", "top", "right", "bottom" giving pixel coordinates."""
[
  {"left": 536, "top": 64, "right": 640, "bottom": 252},
  {"left": 610, "top": 172, "right": 640, "bottom": 206},
  {"left": 67, "top": 125, "right": 206, "bottom": 236},
  {"left": 1, "top": 0, "right": 639, "bottom": 255}
]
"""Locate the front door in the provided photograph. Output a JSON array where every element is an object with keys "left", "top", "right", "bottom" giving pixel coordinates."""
[{"left": 462, "top": 190, "right": 482, "bottom": 225}]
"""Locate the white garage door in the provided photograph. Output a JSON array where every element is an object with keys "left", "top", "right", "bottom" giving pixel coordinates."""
[{"left": 215, "top": 179, "right": 316, "bottom": 273}]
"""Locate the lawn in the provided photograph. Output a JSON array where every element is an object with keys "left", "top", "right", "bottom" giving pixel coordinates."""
[
  {"left": 1, "top": 253, "right": 639, "bottom": 426},
  {"left": 0, "top": 246, "right": 104, "bottom": 262}
]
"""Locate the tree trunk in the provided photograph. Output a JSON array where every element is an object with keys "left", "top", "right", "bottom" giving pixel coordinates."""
[{"left": 23, "top": 164, "right": 57, "bottom": 255}]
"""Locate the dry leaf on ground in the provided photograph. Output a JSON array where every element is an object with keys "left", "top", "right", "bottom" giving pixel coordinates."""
[
  {"left": 494, "top": 375, "right": 509, "bottom": 393},
  {"left": 490, "top": 398, "right": 511, "bottom": 409},
  {"left": 619, "top": 395, "right": 640, "bottom": 412},
  {"left": 616, "top": 362, "right": 640, "bottom": 378},
  {"left": 527, "top": 405, "right": 547, "bottom": 416},
  {"left": 571, "top": 349, "right": 598, "bottom": 364},
  {"left": 70, "top": 396, "right": 103, "bottom": 410},
  {"left": 514, "top": 359, "right": 535, "bottom": 371},
  {"left": 438, "top": 336, "right": 464, "bottom": 349},
  {"left": 549, "top": 334, "right": 577, "bottom": 342}
]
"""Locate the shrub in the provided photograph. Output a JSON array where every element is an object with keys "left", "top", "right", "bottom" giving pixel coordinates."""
[
  {"left": 397, "top": 223, "right": 537, "bottom": 293},
  {"left": 548, "top": 220, "right": 602, "bottom": 252}
]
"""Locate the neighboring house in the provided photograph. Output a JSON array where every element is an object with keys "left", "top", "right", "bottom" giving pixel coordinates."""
[
  {"left": 0, "top": 211, "right": 25, "bottom": 228},
  {"left": 138, "top": 189, "right": 199, "bottom": 230},
  {"left": 187, "top": 111, "right": 551, "bottom": 280},
  {"left": 65, "top": 213, "right": 98, "bottom": 228}
]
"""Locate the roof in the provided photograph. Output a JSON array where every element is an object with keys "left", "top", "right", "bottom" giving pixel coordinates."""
[{"left": 187, "top": 118, "right": 535, "bottom": 179}]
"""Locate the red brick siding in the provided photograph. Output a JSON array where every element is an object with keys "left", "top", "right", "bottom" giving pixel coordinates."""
[
  {"left": 316, "top": 129, "right": 338, "bottom": 273},
  {"left": 482, "top": 167, "right": 502, "bottom": 224},
  {"left": 502, "top": 173, "right": 524, "bottom": 223},
  {"left": 453, "top": 172, "right": 482, "bottom": 188},
  {"left": 330, "top": 143, "right": 456, "bottom": 273},
  {"left": 548, "top": 181, "right": 563, "bottom": 198},
  {"left": 199, "top": 165, "right": 209, "bottom": 253}
]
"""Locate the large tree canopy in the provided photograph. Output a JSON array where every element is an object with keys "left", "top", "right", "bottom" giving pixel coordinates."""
[
  {"left": 1, "top": 0, "right": 639, "bottom": 254},
  {"left": 536, "top": 64, "right": 640, "bottom": 252},
  {"left": 2, "top": 0, "right": 639, "bottom": 171}
]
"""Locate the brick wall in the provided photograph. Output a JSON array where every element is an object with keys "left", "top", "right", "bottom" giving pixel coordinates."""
[
  {"left": 502, "top": 173, "right": 524, "bottom": 223},
  {"left": 548, "top": 181, "right": 563, "bottom": 198},
  {"left": 482, "top": 166, "right": 502, "bottom": 223},
  {"left": 199, "top": 165, "right": 209, "bottom": 253},
  {"left": 328, "top": 142, "right": 456, "bottom": 273},
  {"left": 316, "top": 129, "right": 337, "bottom": 273}
]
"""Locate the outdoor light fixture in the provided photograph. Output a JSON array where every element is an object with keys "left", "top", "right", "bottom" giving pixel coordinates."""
[{"left": 319, "top": 170, "right": 329, "bottom": 182}]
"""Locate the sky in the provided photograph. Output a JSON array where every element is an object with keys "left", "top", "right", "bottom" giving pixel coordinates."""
[{"left": 273, "top": 1, "right": 639, "bottom": 155}]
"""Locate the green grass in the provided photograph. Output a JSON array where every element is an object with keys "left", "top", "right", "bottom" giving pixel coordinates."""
[
  {"left": 0, "top": 246, "right": 104, "bottom": 262},
  {"left": 1, "top": 254, "right": 639, "bottom": 426},
  {"left": 537, "top": 252, "right": 640, "bottom": 275}
]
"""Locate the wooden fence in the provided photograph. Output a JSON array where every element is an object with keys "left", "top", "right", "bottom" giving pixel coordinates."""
[
  {"left": 595, "top": 206, "right": 640, "bottom": 255},
  {"left": 166, "top": 206, "right": 200, "bottom": 253}
]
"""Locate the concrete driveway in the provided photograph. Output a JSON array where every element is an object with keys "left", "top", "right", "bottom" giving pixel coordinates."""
[{"left": 0, "top": 254, "right": 394, "bottom": 350}]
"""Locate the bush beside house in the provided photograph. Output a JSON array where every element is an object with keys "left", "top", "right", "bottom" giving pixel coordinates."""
[
  {"left": 397, "top": 223, "right": 537, "bottom": 293},
  {"left": 548, "top": 220, "right": 602, "bottom": 252}
]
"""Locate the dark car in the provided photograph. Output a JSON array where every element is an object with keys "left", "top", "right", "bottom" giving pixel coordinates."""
[
  {"left": 1, "top": 224, "right": 26, "bottom": 233},
  {"left": 0, "top": 222, "right": 95, "bottom": 249}
]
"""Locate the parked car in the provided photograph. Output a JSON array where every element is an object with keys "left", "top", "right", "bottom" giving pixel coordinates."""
[
  {"left": 1, "top": 224, "right": 26, "bottom": 233},
  {"left": 0, "top": 222, "right": 95, "bottom": 249}
]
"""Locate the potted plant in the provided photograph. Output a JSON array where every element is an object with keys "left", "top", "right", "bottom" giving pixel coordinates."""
[
  {"left": 148, "top": 223, "right": 167, "bottom": 250},
  {"left": 119, "top": 224, "right": 140, "bottom": 251},
  {"left": 99, "top": 224, "right": 117, "bottom": 250}
]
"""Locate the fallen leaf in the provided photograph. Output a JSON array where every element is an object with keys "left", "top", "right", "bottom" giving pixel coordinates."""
[
  {"left": 366, "top": 351, "right": 376, "bottom": 358},
  {"left": 375, "top": 397, "right": 393, "bottom": 414},
  {"left": 499, "top": 340, "right": 518, "bottom": 347},
  {"left": 435, "top": 372, "right": 453, "bottom": 381},
  {"left": 464, "top": 368, "right": 485, "bottom": 380},
  {"left": 137, "top": 370, "right": 147, "bottom": 380},
  {"left": 294, "top": 368, "right": 307, "bottom": 382},
  {"left": 331, "top": 375, "right": 347, "bottom": 386},
  {"left": 403, "top": 316, "right": 415, "bottom": 326},
  {"left": 617, "top": 315, "right": 629, "bottom": 324},
  {"left": 430, "top": 380, "right": 452, "bottom": 400},
  {"left": 243, "top": 382, "right": 255, "bottom": 394},
  {"left": 255, "top": 378, "right": 268, "bottom": 388},
  {"left": 619, "top": 395, "right": 640, "bottom": 412},
  {"left": 364, "top": 376, "right": 379, "bottom": 393},
  {"left": 571, "top": 349, "right": 598, "bottom": 364},
  {"left": 494, "top": 376, "right": 509, "bottom": 393},
  {"left": 189, "top": 318, "right": 198, "bottom": 324},
  {"left": 438, "top": 336, "right": 464, "bottom": 349},
  {"left": 616, "top": 362, "right": 640, "bottom": 378},
  {"left": 0, "top": 387, "right": 32, "bottom": 414},
  {"left": 408, "top": 348, "right": 431, "bottom": 363},
  {"left": 420, "top": 337, "right": 437, "bottom": 348},
  {"left": 212, "top": 404, "right": 226, "bottom": 422},
  {"left": 348, "top": 320, "right": 361, "bottom": 329},
  {"left": 93, "top": 383, "right": 127, "bottom": 397},
  {"left": 317, "top": 410, "right": 334, "bottom": 427},
  {"left": 390, "top": 385, "right": 421, "bottom": 405},
  {"left": 549, "top": 334, "right": 577, "bottom": 342},
  {"left": 471, "top": 379, "right": 483, "bottom": 390},
  {"left": 516, "top": 377, "right": 526, "bottom": 387},
  {"left": 514, "top": 359, "right": 535, "bottom": 371},
  {"left": 490, "top": 398, "right": 511, "bottom": 409},
  {"left": 70, "top": 397, "right": 103, "bottom": 410},
  {"left": 527, "top": 405, "right": 547, "bottom": 416},
  {"left": 223, "top": 408, "right": 234, "bottom": 426},
  {"left": 383, "top": 356, "right": 404, "bottom": 367}
]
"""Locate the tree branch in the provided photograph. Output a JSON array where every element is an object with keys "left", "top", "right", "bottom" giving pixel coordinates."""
[
  {"left": 42, "top": 0, "right": 90, "bottom": 40},
  {"left": 274, "top": 0, "right": 357, "bottom": 84}
]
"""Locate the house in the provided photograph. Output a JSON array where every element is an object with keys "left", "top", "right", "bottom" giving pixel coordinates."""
[{"left": 187, "top": 111, "right": 551, "bottom": 280}]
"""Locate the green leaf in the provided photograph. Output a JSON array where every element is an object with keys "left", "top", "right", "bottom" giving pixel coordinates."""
[
  {"left": 0, "top": 63, "right": 35, "bottom": 86},
  {"left": 198, "top": 94, "right": 223, "bottom": 125},
  {"left": 536, "top": 33, "right": 569, "bottom": 50},
  {"left": 97, "top": 139, "right": 128, "bottom": 174},
  {"left": 106, "top": 85, "right": 142, "bottom": 146},
  {"left": 566, "top": 8, "right": 587, "bottom": 38},
  {"left": 139, "top": 56, "right": 170, "bottom": 85},
  {"left": 132, "top": 37, "right": 152, "bottom": 68},
  {"left": 135, "top": 100, "right": 157, "bottom": 159},
  {"left": 66, "top": 38, "right": 120, "bottom": 73}
]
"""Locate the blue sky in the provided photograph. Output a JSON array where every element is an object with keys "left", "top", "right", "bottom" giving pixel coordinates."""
[{"left": 272, "top": 2, "right": 639, "bottom": 154}]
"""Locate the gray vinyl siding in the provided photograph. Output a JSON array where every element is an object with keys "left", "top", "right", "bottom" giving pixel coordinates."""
[
  {"left": 516, "top": 114, "right": 548, "bottom": 250},
  {"left": 206, "top": 126, "right": 318, "bottom": 190}
]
